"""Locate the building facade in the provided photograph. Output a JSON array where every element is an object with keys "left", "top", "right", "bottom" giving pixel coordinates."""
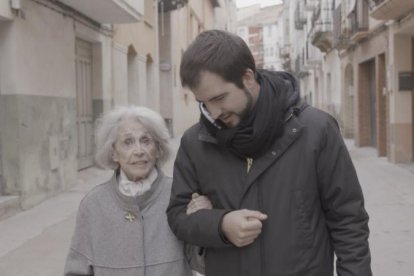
[
  {"left": 158, "top": 0, "right": 237, "bottom": 136},
  {"left": 280, "top": 0, "right": 414, "bottom": 164},
  {"left": 0, "top": 0, "right": 144, "bottom": 217},
  {"left": 237, "top": 4, "right": 284, "bottom": 70},
  {"left": 112, "top": 0, "right": 161, "bottom": 110}
]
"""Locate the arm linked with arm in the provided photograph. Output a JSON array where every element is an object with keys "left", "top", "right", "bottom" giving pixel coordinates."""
[{"left": 167, "top": 142, "right": 232, "bottom": 248}]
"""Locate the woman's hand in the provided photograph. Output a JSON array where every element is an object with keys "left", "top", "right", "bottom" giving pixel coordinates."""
[{"left": 186, "top": 193, "right": 213, "bottom": 215}]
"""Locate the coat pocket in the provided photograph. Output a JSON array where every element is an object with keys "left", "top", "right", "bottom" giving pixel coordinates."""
[{"left": 295, "top": 190, "right": 314, "bottom": 248}]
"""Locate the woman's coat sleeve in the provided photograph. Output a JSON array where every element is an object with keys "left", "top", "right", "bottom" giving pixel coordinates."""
[{"left": 64, "top": 201, "right": 94, "bottom": 276}]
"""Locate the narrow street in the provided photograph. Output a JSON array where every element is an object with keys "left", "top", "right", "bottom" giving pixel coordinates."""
[{"left": 0, "top": 138, "right": 413, "bottom": 275}]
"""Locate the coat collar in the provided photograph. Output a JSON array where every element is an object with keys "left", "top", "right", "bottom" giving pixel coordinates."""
[
  {"left": 197, "top": 102, "right": 308, "bottom": 145},
  {"left": 109, "top": 168, "right": 166, "bottom": 214},
  {"left": 197, "top": 103, "right": 309, "bottom": 204},
  {"left": 240, "top": 112, "right": 305, "bottom": 197}
]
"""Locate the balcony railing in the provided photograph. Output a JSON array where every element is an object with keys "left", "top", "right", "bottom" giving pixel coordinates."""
[
  {"left": 349, "top": 10, "right": 369, "bottom": 43},
  {"left": 295, "top": 1, "right": 307, "bottom": 30},
  {"left": 310, "top": 0, "right": 334, "bottom": 53},
  {"left": 158, "top": 0, "right": 189, "bottom": 13},
  {"left": 370, "top": 0, "right": 414, "bottom": 20},
  {"left": 333, "top": 4, "right": 350, "bottom": 50},
  {"left": 58, "top": 0, "right": 144, "bottom": 23}
]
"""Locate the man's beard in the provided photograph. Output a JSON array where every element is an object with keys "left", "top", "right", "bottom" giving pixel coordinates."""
[
  {"left": 239, "top": 87, "right": 254, "bottom": 120},
  {"left": 218, "top": 87, "right": 254, "bottom": 128}
]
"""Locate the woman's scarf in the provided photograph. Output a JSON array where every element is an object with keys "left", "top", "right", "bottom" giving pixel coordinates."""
[{"left": 201, "top": 70, "right": 298, "bottom": 159}]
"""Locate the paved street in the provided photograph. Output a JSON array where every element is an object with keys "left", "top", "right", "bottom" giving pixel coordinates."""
[{"left": 0, "top": 138, "right": 413, "bottom": 275}]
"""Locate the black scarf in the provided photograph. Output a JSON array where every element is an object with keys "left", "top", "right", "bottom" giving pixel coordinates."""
[{"left": 201, "top": 70, "right": 299, "bottom": 159}]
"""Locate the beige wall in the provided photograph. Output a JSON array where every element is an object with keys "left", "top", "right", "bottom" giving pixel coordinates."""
[
  {"left": 387, "top": 22, "right": 414, "bottom": 162},
  {"left": 113, "top": 0, "right": 160, "bottom": 110},
  {"left": 169, "top": 1, "right": 218, "bottom": 136},
  {"left": 0, "top": 1, "right": 75, "bottom": 97},
  {"left": 171, "top": 6, "right": 199, "bottom": 135},
  {"left": 322, "top": 51, "right": 342, "bottom": 120},
  {"left": 389, "top": 35, "right": 412, "bottom": 124},
  {"left": 158, "top": 0, "right": 232, "bottom": 136},
  {"left": 112, "top": 42, "right": 129, "bottom": 106},
  {"left": 0, "top": 0, "right": 12, "bottom": 20}
]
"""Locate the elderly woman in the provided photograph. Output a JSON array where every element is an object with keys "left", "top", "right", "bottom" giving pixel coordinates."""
[{"left": 64, "top": 106, "right": 210, "bottom": 276}]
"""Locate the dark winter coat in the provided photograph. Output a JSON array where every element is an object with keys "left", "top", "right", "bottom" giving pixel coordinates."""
[{"left": 167, "top": 78, "right": 371, "bottom": 276}]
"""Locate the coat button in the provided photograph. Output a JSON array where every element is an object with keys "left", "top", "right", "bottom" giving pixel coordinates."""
[
  {"left": 271, "top": 151, "right": 277, "bottom": 156},
  {"left": 292, "top": 128, "right": 297, "bottom": 133}
]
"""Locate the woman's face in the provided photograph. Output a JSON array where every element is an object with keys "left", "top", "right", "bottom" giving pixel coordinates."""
[{"left": 112, "top": 117, "right": 158, "bottom": 182}]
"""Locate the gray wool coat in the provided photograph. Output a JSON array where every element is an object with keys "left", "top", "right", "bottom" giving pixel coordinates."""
[{"left": 64, "top": 170, "right": 194, "bottom": 276}]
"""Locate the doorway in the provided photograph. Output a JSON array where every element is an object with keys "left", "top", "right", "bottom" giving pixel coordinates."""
[{"left": 75, "top": 38, "right": 94, "bottom": 170}]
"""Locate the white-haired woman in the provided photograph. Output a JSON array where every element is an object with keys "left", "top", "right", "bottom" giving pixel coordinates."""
[{"left": 64, "top": 106, "right": 211, "bottom": 276}]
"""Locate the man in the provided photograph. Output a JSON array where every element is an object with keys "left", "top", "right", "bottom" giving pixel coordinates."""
[{"left": 167, "top": 30, "right": 372, "bottom": 276}]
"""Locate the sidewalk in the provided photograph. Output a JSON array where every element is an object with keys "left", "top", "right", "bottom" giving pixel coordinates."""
[
  {"left": 344, "top": 140, "right": 414, "bottom": 275},
  {"left": 0, "top": 167, "right": 112, "bottom": 275},
  {"left": 0, "top": 138, "right": 413, "bottom": 275}
]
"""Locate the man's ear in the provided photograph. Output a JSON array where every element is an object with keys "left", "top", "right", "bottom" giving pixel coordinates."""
[{"left": 242, "top": 69, "right": 256, "bottom": 89}]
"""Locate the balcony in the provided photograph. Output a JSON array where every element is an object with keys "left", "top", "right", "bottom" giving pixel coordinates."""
[
  {"left": 158, "top": 0, "right": 189, "bottom": 12},
  {"left": 333, "top": 4, "right": 351, "bottom": 50},
  {"left": 310, "top": 22, "right": 334, "bottom": 52},
  {"left": 370, "top": 0, "right": 414, "bottom": 20},
  {"left": 295, "top": 2, "right": 307, "bottom": 30},
  {"left": 310, "top": 0, "right": 334, "bottom": 52},
  {"left": 58, "top": 0, "right": 144, "bottom": 23},
  {"left": 349, "top": 10, "right": 369, "bottom": 43}
]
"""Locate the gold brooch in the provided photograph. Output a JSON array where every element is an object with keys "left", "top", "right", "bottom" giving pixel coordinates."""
[{"left": 125, "top": 212, "right": 135, "bottom": 222}]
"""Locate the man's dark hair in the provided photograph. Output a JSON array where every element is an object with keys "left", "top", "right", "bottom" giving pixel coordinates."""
[{"left": 180, "top": 30, "right": 256, "bottom": 90}]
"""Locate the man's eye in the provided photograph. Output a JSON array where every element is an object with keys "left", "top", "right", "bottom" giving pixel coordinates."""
[{"left": 213, "top": 95, "right": 225, "bottom": 102}]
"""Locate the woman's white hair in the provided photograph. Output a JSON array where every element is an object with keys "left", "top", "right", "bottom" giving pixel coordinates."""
[{"left": 94, "top": 106, "right": 171, "bottom": 170}]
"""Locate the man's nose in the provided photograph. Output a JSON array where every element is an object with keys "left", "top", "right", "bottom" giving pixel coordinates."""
[{"left": 206, "top": 104, "right": 222, "bottom": 120}]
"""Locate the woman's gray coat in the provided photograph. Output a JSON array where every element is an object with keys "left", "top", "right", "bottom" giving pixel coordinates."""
[{"left": 65, "top": 171, "right": 193, "bottom": 276}]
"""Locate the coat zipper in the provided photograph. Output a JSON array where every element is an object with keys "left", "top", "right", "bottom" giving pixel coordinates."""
[{"left": 246, "top": 157, "right": 253, "bottom": 173}]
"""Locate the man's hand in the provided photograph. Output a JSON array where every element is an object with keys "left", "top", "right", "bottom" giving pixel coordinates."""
[
  {"left": 186, "top": 193, "right": 213, "bottom": 215},
  {"left": 221, "top": 209, "right": 267, "bottom": 247}
]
